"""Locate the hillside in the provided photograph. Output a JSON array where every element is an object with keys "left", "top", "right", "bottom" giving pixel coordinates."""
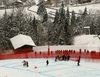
[
  {"left": 0, "top": 2, "right": 100, "bottom": 18},
  {"left": 0, "top": 2, "right": 100, "bottom": 51}
]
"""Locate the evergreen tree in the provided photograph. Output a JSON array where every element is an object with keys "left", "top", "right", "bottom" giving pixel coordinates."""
[
  {"left": 31, "top": 16, "right": 39, "bottom": 45},
  {"left": 37, "top": 0, "right": 48, "bottom": 22},
  {"left": 90, "top": 22, "right": 95, "bottom": 34},
  {"left": 64, "top": 0, "right": 69, "bottom": 6},
  {"left": 75, "top": 16, "right": 83, "bottom": 34},
  {"left": 52, "top": 0, "right": 61, "bottom": 7},
  {"left": 53, "top": 10, "right": 59, "bottom": 23},
  {"left": 83, "top": 7, "right": 88, "bottom": 18},
  {"left": 42, "top": 13, "right": 48, "bottom": 23},
  {"left": 37, "top": 0, "right": 47, "bottom": 16},
  {"left": 64, "top": 17, "right": 72, "bottom": 45},
  {"left": 58, "top": 1, "right": 66, "bottom": 24},
  {"left": 71, "top": 10, "right": 76, "bottom": 26},
  {"left": 3, "top": 10, "right": 8, "bottom": 19},
  {"left": 31, "top": 16, "right": 36, "bottom": 26},
  {"left": 53, "top": 2, "right": 68, "bottom": 45},
  {"left": 96, "top": 16, "right": 100, "bottom": 35},
  {"left": 66, "top": 7, "right": 70, "bottom": 24}
]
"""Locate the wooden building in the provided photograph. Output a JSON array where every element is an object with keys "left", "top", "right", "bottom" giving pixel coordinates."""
[{"left": 10, "top": 34, "right": 36, "bottom": 53}]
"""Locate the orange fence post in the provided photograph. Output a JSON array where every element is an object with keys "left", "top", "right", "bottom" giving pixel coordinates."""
[{"left": 48, "top": 47, "right": 50, "bottom": 55}]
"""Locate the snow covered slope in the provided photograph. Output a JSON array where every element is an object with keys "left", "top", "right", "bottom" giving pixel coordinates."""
[
  {"left": 66, "top": 3, "right": 100, "bottom": 13},
  {"left": 74, "top": 35, "right": 100, "bottom": 46},
  {"left": 0, "top": 59, "right": 100, "bottom": 77},
  {"left": 0, "top": 3, "right": 100, "bottom": 18},
  {"left": 73, "top": 35, "right": 100, "bottom": 52}
]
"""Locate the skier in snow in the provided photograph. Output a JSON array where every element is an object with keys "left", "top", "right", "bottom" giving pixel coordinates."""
[
  {"left": 22, "top": 60, "right": 26, "bottom": 66},
  {"left": 22, "top": 60, "right": 29, "bottom": 67},
  {"left": 46, "top": 60, "right": 49, "bottom": 66}
]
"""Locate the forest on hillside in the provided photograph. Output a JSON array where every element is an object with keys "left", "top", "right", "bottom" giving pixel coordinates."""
[{"left": 0, "top": 0, "right": 100, "bottom": 51}]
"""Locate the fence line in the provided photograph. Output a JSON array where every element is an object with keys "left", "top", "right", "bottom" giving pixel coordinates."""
[{"left": 0, "top": 48, "right": 100, "bottom": 62}]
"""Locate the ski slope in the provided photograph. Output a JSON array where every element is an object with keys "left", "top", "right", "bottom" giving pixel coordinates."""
[
  {"left": 0, "top": 3, "right": 100, "bottom": 18},
  {"left": 0, "top": 59, "right": 100, "bottom": 77}
]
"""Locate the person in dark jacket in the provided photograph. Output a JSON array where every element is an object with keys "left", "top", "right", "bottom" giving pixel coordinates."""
[
  {"left": 22, "top": 60, "right": 26, "bottom": 66},
  {"left": 22, "top": 60, "right": 29, "bottom": 67},
  {"left": 55, "top": 56, "right": 57, "bottom": 62},
  {"left": 62, "top": 55, "right": 65, "bottom": 60},
  {"left": 46, "top": 60, "right": 49, "bottom": 66},
  {"left": 57, "top": 55, "right": 60, "bottom": 60},
  {"left": 77, "top": 56, "right": 81, "bottom": 66},
  {"left": 67, "top": 54, "right": 70, "bottom": 61},
  {"left": 26, "top": 61, "right": 29, "bottom": 67}
]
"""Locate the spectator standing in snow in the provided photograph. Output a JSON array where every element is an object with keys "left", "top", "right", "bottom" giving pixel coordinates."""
[
  {"left": 62, "top": 55, "right": 65, "bottom": 60},
  {"left": 77, "top": 56, "right": 81, "bottom": 66},
  {"left": 57, "top": 55, "right": 60, "bottom": 60},
  {"left": 26, "top": 61, "right": 29, "bottom": 67},
  {"left": 55, "top": 56, "right": 57, "bottom": 62},
  {"left": 67, "top": 54, "right": 70, "bottom": 61},
  {"left": 46, "top": 60, "right": 49, "bottom": 66},
  {"left": 62, "top": 54, "right": 66, "bottom": 60}
]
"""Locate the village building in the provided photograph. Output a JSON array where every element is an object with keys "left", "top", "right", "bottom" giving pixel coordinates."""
[
  {"left": 0, "top": 1, "right": 6, "bottom": 9},
  {"left": 45, "top": 0, "right": 52, "bottom": 6},
  {"left": 10, "top": 34, "right": 36, "bottom": 53},
  {"left": 83, "top": 26, "right": 90, "bottom": 35}
]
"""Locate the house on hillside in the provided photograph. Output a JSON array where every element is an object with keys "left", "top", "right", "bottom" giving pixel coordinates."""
[
  {"left": 0, "top": 1, "right": 6, "bottom": 9},
  {"left": 37, "top": 0, "right": 52, "bottom": 6},
  {"left": 10, "top": 34, "right": 36, "bottom": 53},
  {"left": 45, "top": 0, "right": 52, "bottom": 6},
  {"left": 83, "top": 26, "right": 90, "bottom": 35}
]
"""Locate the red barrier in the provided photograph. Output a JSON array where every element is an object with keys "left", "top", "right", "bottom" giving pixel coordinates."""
[{"left": 0, "top": 48, "right": 100, "bottom": 62}]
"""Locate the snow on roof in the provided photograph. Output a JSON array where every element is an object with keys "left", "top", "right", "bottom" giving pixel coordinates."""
[
  {"left": 10, "top": 34, "right": 36, "bottom": 49},
  {"left": 17, "top": 0, "right": 23, "bottom": 3},
  {"left": 84, "top": 26, "right": 90, "bottom": 28},
  {"left": 74, "top": 35, "right": 100, "bottom": 52}
]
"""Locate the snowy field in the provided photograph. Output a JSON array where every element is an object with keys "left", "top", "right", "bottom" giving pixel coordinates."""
[
  {"left": 0, "top": 58, "right": 100, "bottom": 77},
  {"left": 1, "top": 3, "right": 100, "bottom": 18}
]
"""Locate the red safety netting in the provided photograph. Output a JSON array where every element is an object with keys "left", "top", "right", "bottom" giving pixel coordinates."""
[{"left": 0, "top": 48, "right": 100, "bottom": 62}]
